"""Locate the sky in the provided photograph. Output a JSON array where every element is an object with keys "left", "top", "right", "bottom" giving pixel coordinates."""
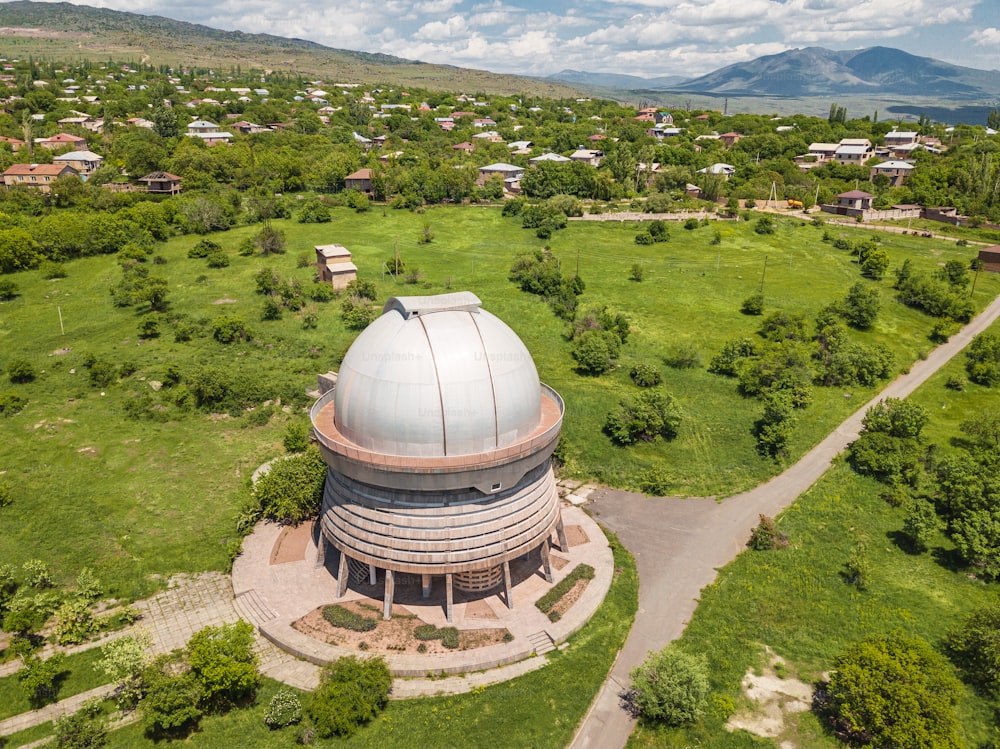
[{"left": 12, "top": 0, "right": 1000, "bottom": 79}]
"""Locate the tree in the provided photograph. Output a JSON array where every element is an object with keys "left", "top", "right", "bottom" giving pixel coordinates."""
[
  {"left": 959, "top": 412, "right": 1000, "bottom": 448},
  {"left": 902, "top": 498, "right": 941, "bottom": 552},
  {"left": 841, "top": 283, "right": 880, "bottom": 329},
  {"left": 98, "top": 633, "right": 151, "bottom": 710},
  {"left": 187, "top": 621, "right": 260, "bottom": 708},
  {"left": 54, "top": 699, "right": 106, "bottom": 749},
  {"left": 255, "top": 224, "right": 286, "bottom": 255},
  {"left": 966, "top": 334, "right": 1000, "bottom": 386},
  {"left": 140, "top": 655, "right": 204, "bottom": 738},
  {"left": 817, "top": 631, "right": 962, "bottom": 748},
  {"left": 19, "top": 653, "right": 66, "bottom": 708},
  {"left": 307, "top": 656, "right": 391, "bottom": 738},
  {"left": 604, "top": 390, "right": 682, "bottom": 446},
  {"left": 571, "top": 329, "right": 619, "bottom": 375},
  {"left": 859, "top": 247, "right": 890, "bottom": 280},
  {"left": 862, "top": 398, "right": 928, "bottom": 439},
  {"left": 252, "top": 447, "right": 327, "bottom": 524},
  {"left": 0, "top": 227, "right": 41, "bottom": 273},
  {"left": 627, "top": 646, "right": 709, "bottom": 726},
  {"left": 945, "top": 599, "right": 1000, "bottom": 694}
]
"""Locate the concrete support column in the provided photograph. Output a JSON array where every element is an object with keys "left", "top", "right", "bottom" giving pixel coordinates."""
[
  {"left": 369, "top": 563, "right": 377, "bottom": 586},
  {"left": 422, "top": 573, "right": 432, "bottom": 599},
  {"left": 555, "top": 512, "right": 569, "bottom": 552},
  {"left": 336, "top": 552, "right": 349, "bottom": 598},
  {"left": 502, "top": 561, "right": 513, "bottom": 609},
  {"left": 445, "top": 573, "right": 454, "bottom": 623},
  {"left": 540, "top": 540, "right": 554, "bottom": 584},
  {"left": 314, "top": 531, "right": 327, "bottom": 568},
  {"left": 383, "top": 569, "right": 395, "bottom": 620}
]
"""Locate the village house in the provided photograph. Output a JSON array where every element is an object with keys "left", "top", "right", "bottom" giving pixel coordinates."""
[
  {"left": 697, "top": 163, "right": 736, "bottom": 179},
  {"left": 315, "top": 244, "right": 358, "bottom": 290},
  {"left": 185, "top": 119, "right": 232, "bottom": 145},
  {"left": 870, "top": 160, "right": 915, "bottom": 186},
  {"left": 2, "top": 163, "right": 78, "bottom": 192},
  {"left": 834, "top": 138, "right": 873, "bottom": 165},
  {"left": 529, "top": 152, "right": 572, "bottom": 167},
  {"left": 344, "top": 168, "right": 374, "bottom": 194},
  {"left": 570, "top": 148, "right": 604, "bottom": 167},
  {"left": 35, "top": 132, "right": 88, "bottom": 151},
  {"left": 53, "top": 149, "right": 103, "bottom": 177},
  {"left": 478, "top": 162, "right": 525, "bottom": 180},
  {"left": 835, "top": 189, "right": 873, "bottom": 210},
  {"left": 719, "top": 132, "right": 743, "bottom": 148},
  {"left": 649, "top": 125, "right": 683, "bottom": 140},
  {"left": 883, "top": 130, "right": 919, "bottom": 148},
  {"left": 0, "top": 135, "right": 25, "bottom": 152},
  {"left": 139, "top": 171, "right": 182, "bottom": 194}
]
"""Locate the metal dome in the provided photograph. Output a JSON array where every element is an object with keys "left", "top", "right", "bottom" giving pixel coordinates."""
[{"left": 333, "top": 292, "right": 543, "bottom": 458}]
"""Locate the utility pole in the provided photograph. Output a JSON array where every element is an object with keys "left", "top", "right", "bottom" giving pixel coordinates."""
[
  {"left": 759, "top": 255, "right": 768, "bottom": 293},
  {"left": 394, "top": 235, "right": 399, "bottom": 277}
]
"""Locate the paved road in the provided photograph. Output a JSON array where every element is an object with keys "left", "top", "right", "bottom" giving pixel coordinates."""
[{"left": 569, "top": 292, "right": 1000, "bottom": 749}]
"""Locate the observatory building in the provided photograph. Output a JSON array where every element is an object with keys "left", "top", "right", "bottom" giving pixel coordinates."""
[{"left": 310, "top": 291, "right": 567, "bottom": 621}]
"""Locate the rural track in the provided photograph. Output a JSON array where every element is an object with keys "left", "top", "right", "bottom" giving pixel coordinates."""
[{"left": 569, "top": 290, "right": 1000, "bottom": 749}]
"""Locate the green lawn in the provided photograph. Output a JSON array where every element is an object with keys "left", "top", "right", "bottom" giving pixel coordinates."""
[
  {"left": 0, "top": 647, "right": 105, "bottom": 720},
  {"left": 1, "top": 206, "right": 997, "bottom": 598},
  {"left": 628, "top": 319, "right": 1000, "bottom": 748}
]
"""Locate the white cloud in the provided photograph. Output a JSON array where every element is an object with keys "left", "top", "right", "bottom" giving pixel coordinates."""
[
  {"left": 413, "top": 15, "right": 470, "bottom": 40},
  {"left": 966, "top": 27, "right": 1000, "bottom": 46}
]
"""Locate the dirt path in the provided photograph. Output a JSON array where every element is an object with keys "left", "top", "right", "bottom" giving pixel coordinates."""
[{"left": 569, "top": 292, "right": 1000, "bottom": 749}]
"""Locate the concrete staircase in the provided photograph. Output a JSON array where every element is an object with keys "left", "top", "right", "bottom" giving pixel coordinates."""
[
  {"left": 234, "top": 588, "right": 278, "bottom": 627},
  {"left": 527, "top": 630, "right": 555, "bottom": 656}
]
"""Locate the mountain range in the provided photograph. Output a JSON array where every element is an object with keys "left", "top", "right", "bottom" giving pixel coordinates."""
[
  {"left": 549, "top": 47, "right": 1000, "bottom": 101},
  {"left": 0, "top": 1, "right": 998, "bottom": 112}
]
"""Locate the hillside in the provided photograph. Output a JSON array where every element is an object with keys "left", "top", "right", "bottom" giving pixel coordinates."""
[
  {"left": 0, "top": 0, "right": 582, "bottom": 98},
  {"left": 668, "top": 46, "right": 1000, "bottom": 99}
]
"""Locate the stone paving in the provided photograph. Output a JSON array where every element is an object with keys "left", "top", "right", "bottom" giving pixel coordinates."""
[
  {"left": 1, "top": 498, "right": 613, "bottom": 742},
  {"left": 232, "top": 501, "right": 613, "bottom": 680}
]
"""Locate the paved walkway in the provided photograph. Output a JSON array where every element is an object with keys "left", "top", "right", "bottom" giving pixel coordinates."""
[{"left": 569, "top": 292, "right": 1000, "bottom": 749}]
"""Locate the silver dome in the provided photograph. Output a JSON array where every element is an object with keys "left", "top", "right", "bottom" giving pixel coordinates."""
[{"left": 333, "top": 292, "right": 543, "bottom": 458}]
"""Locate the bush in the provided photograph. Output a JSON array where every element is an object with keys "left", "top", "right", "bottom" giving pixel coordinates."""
[
  {"left": 413, "top": 624, "right": 460, "bottom": 648},
  {"left": 206, "top": 250, "right": 230, "bottom": 268},
  {"left": 0, "top": 390, "right": 26, "bottom": 416},
  {"left": 629, "top": 263, "right": 646, "bottom": 282},
  {"left": 187, "top": 239, "right": 221, "bottom": 259},
  {"left": 754, "top": 216, "right": 775, "bottom": 234},
  {"left": 902, "top": 498, "right": 941, "bottom": 552},
  {"left": 341, "top": 295, "right": 376, "bottom": 330},
  {"left": 265, "top": 688, "right": 303, "bottom": 728},
  {"left": 308, "top": 656, "right": 391, "bottom": 738},
  {"left": 253, "top": 448, "right": 327, "bottom": 524},
  {"left": 605, "top": 390, "right": 682, "bottom": 445},
  {"left": 297, "top": 197, "right": 332, "bottom": 224},
  {"left": 634, "top": 232, "right": 654, "bottom": 245},
  {"left": 708, "top": 337, "right": 758, "bottom": 376},
  {"left": 322, "top": 605, "right": 377, "bottom": 632},
  {"left": 817, "top": 631, "right": 962, "bottom": 748},
  {"left": 683, "top": 217, "right": 699, "bottom": 230},
  {"left": 741, "top": 293, "right": 764, "bottom": 315},
  {"left": 841, "top": 283, "right": 880, "bottom": 329},
  {"left": 627, "top": 647, "right": 709, "bottom": 726},
  {"left": 747, "top": 514, "right": 788, "bottom": 550},
  {"left": 8, "top": 358, "right": 36, "bottom": 384},
  {"left": 663, "top": 344, "right": 701, "bottom": 370},
  {"left": 535, "top": 564, "right": 595, "bottom": 620},
  {"left": 630, "top": 363, "right": 662, "bottom": 387},
  {"left": 188, "top": 621, "right": 260, "bottom": 707},
  {"left": 0, "top": 278, "right": 19, "bottom": 300},
  {"left": 572, "top": 329, "right": 620, "bottom": 375},
  {"left": 54, "top": 699, "right": 106, "bottom": 749},
  {"left": 212, "top": 315, "right": 252, "bottom": 344}
]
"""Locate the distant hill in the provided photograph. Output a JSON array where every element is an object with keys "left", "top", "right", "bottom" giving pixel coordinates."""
[
  {"left": 0, "top": 1, "right": 582, "bottom": 98},
  {"left": 548, "top": 69, "right": 688, "bottom": 90},
  {"left": 669, "top": 46, "right": 1000, "bottom": 99}
]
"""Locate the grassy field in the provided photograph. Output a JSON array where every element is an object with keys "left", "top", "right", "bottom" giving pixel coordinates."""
[
  {"left": 0, "top": 647, "right": 105, "bottom": 720},
  {"left": 1, "top": 205, "right": 997, "bottom": 599},
  {"left": 628, "top": 318, "right": 1000, "bottom": 748}
]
